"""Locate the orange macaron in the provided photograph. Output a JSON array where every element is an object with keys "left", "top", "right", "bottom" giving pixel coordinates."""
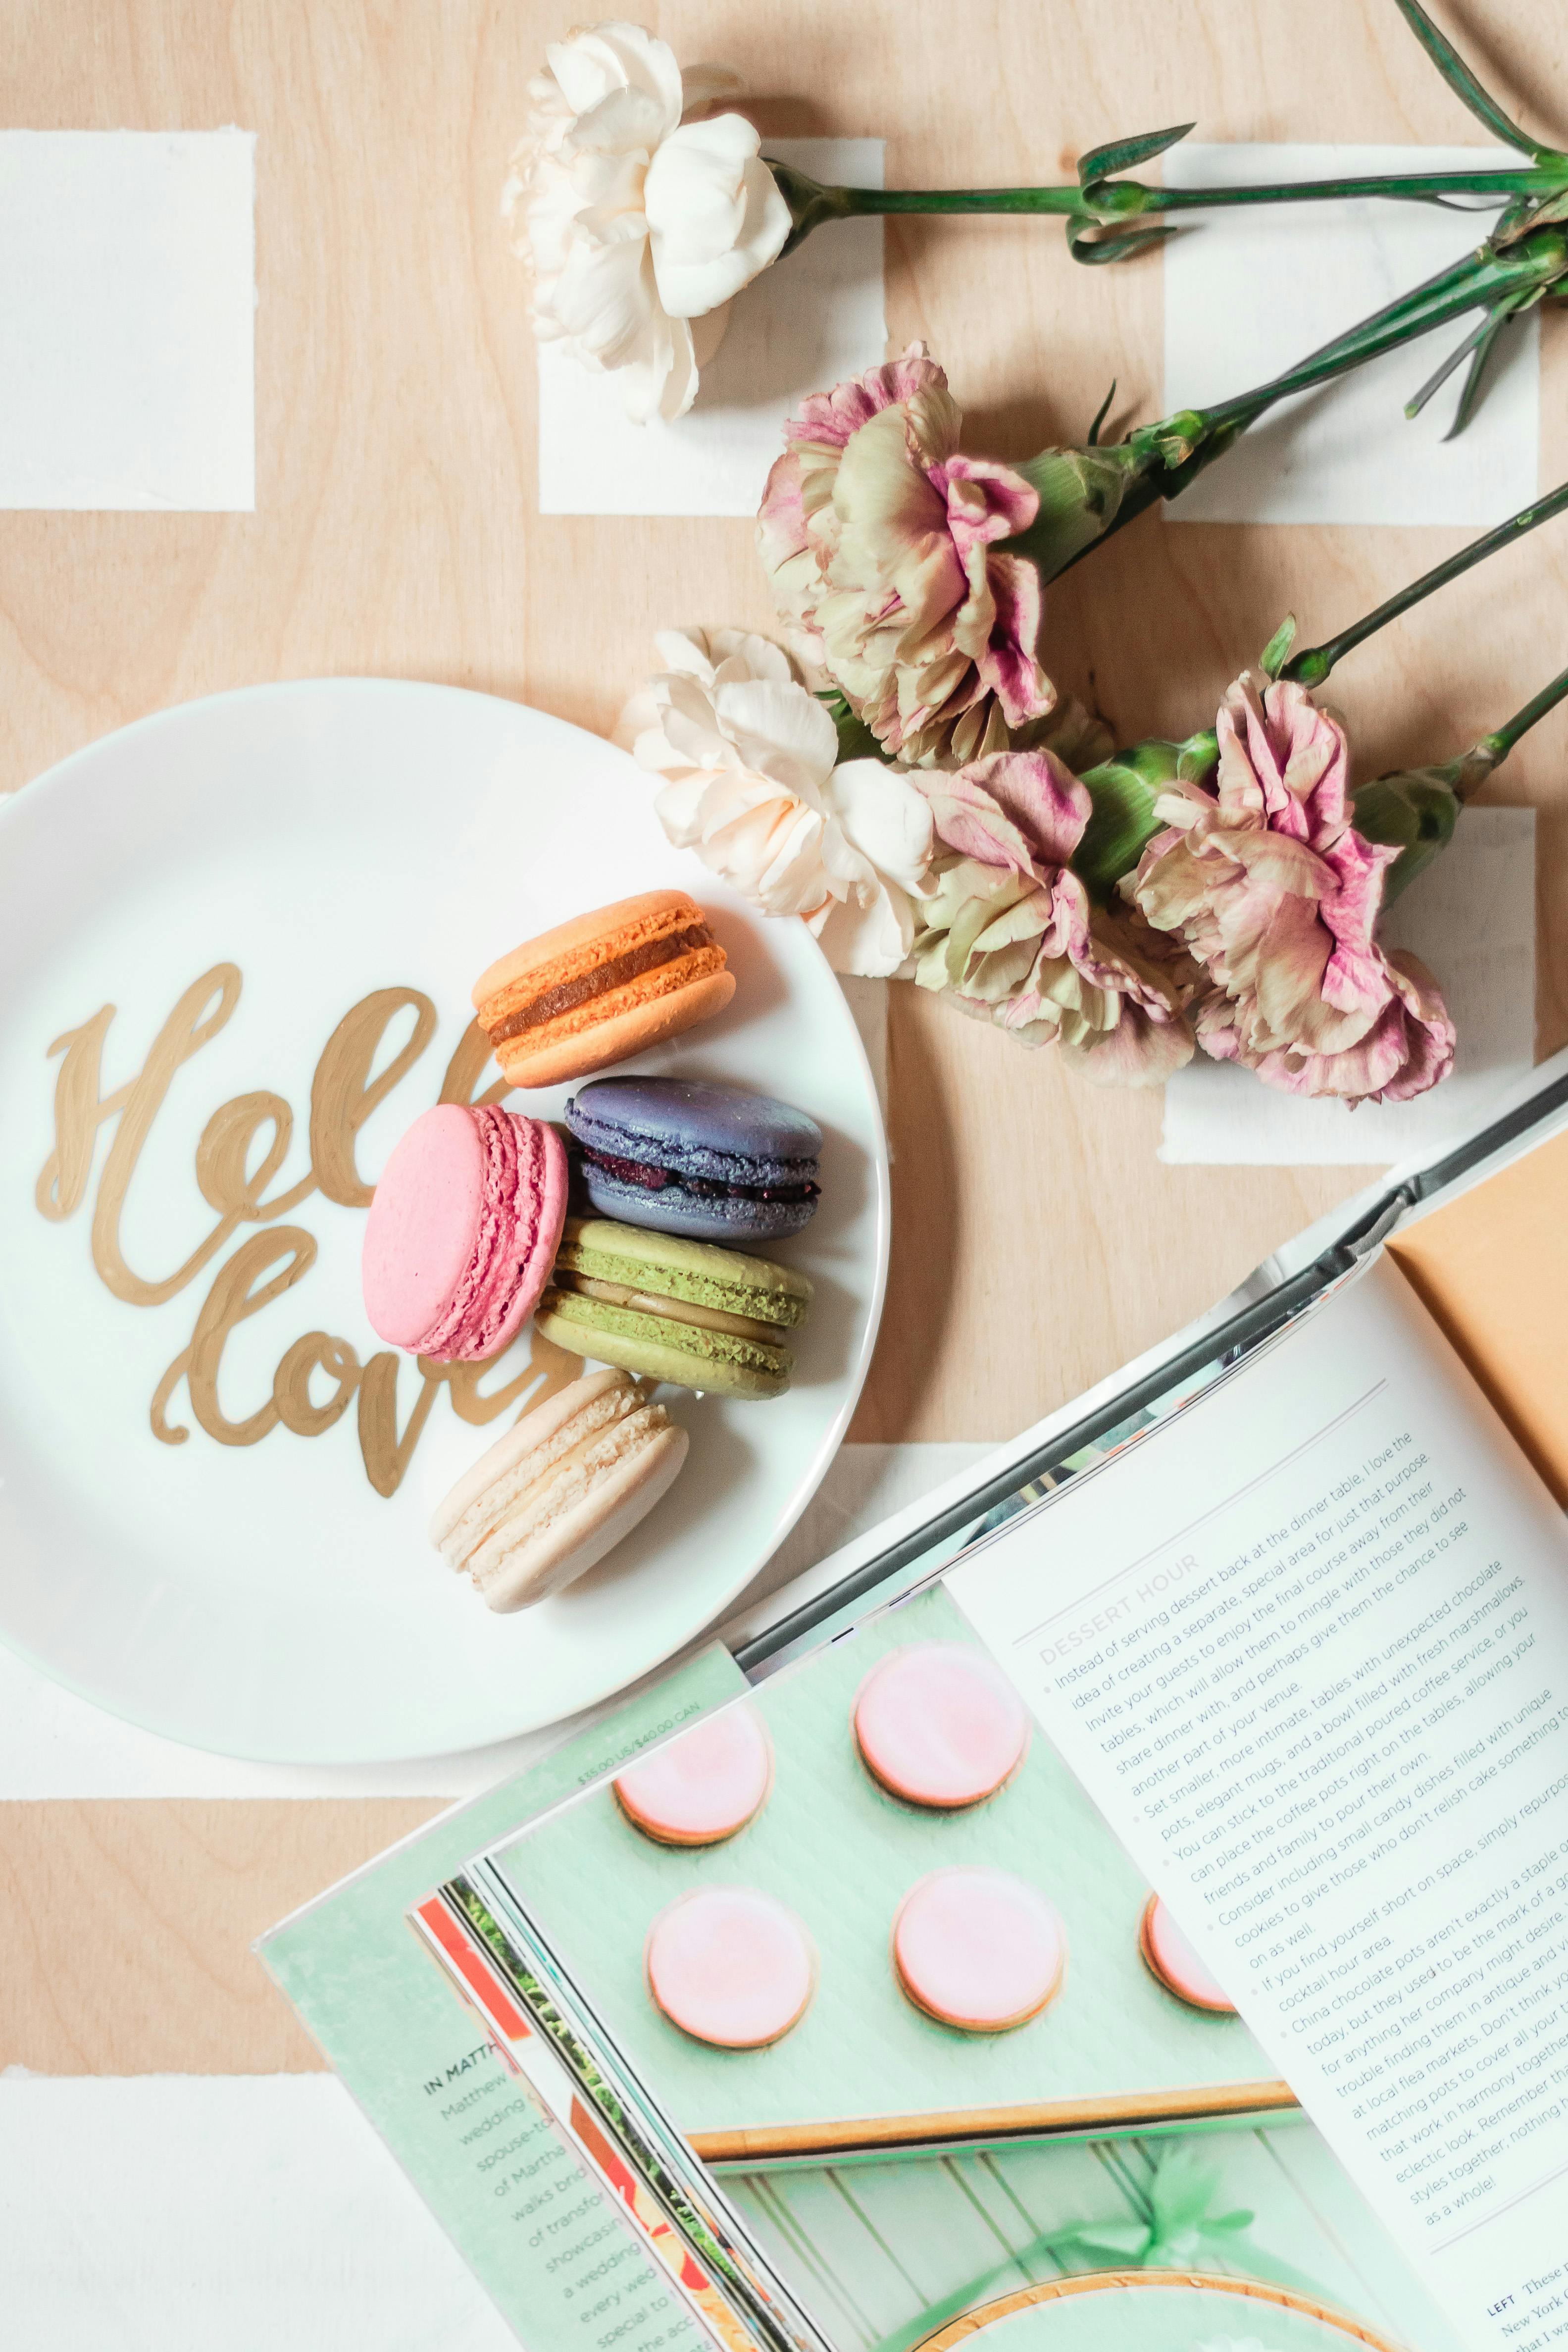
[{"left": 473, "top": 890, "right": 734, "bottom": 1090}]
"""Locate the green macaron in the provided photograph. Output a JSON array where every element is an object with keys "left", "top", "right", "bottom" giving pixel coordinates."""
[{"left": 534, "top": 1217, "right": 811, "bottom": 1400}]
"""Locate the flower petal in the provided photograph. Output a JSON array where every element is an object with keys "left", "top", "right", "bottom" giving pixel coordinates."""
[{"left": 647, "top": 117, "right": 791, "bottom": 317}]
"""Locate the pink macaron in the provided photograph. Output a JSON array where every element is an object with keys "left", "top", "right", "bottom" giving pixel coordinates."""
[
  {"left": 1140, "top": 1894, "right": 1237, "bottom": 2014},
  {"left": 645, "top": 1888, "right": 815, "bottom": 2048},
  {"left": 852, "top": 1642, "right": 1031, "bottom": 1810},
  {"left": 892, "top": 1867, "right": 1066, "bottom": 2033},
  {"left": 362, "top": 1104, "right": 567, "bottom": 1362}
]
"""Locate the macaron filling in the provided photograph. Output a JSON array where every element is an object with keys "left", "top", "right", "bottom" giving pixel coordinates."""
[
  {"left": 417, "top": 1109, "right": 548, "bottom": 1359},
  {"left": 579, "top": 1146, "right": 820, "bottom": 1207},
  {"left": 562, "top": 1271, "right": 781, "bottom": 1344},
  {"left": 435, "top": 1377, "right": 645, "bottom": 1571},
  {"left": 538, "top": 1288, "right": 793, "bottom": 1378},
  {"left": 461, "top": 1408, "right": 674, "bottom": 1594},
  {"left": 488, "top": 923, "right": 717, "bottom": 1043}
]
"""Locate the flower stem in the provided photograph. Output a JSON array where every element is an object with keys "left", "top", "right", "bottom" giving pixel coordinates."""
[
  {"left": 1041, "top": 225, "right": 1568, "bottom": 575},
  {"left": 1479, "top": 662, "right": 1568, "bottom": 764},
  {"left": 1139, "top": 168, "right": 1562, "bottom": 212},
  {"left": 1355, "top": 656, "right": 1568, "bottom": 901},
  {"left": 1282, "top": 480, "right": 1568, "bottom": 688},
  {"left": 1198, "top": 231, "right": 1568, "bottom": 437},
  {"left": 766, "top": 161, "right": 1567, "bottom": 257}
]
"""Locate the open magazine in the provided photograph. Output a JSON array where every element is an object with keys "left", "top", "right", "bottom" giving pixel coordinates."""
[{"left": 263, "top": 1062, "right": 1568, "bottom": 2352}]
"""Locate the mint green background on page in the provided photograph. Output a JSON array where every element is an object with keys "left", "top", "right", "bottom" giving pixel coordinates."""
[
  {"left": 260, "top": 1645, "right": 746, "bottom": 2352},
  {"left": 493, "top": 1587, "right": 1275, "bottom": 2139}
]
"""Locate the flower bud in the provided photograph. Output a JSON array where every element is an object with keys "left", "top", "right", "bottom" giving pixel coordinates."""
[
  {"left": 1009, "top": 443, "right": 1153, "bottom": 579},
  {"left": 1073, "top": 728, "right": 1218, "bottom": 901},
  {"left": 1350, "top": 744, "right": 1497, "bottom": 903}
]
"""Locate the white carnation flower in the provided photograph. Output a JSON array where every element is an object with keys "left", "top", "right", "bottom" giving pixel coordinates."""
[
  {"left": 502, "top": 22, "right": 791, "bottom": 422},
  {"left": 620, "top": 628, "right": 936, "bottom": 976}
]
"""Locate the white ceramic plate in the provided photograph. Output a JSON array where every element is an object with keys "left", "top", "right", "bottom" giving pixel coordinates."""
[{"left": 0, "top": 681, "right": 887, "bottom": 1761}]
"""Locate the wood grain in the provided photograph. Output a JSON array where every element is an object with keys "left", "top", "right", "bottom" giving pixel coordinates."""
[
  {"left": 1, "top": 0, "right": 1564, "bottom": 2072},
  {"left": 0, "top": 1799, "right": 439, "bottom": 2073}
]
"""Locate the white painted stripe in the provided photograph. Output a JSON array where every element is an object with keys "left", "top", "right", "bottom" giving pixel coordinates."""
[
  {"left": 0, "top": 2073, "right": 514, "bottom": 2350},
  {"left": 0, "top": 132, "right": 254, "bottom": 511}
]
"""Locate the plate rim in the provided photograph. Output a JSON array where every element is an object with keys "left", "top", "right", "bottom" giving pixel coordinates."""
[{"left": 0, "top": 674, "right": 890, "bottom": 1761}]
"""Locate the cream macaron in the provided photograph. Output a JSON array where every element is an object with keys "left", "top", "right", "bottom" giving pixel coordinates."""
[{"left": 430, "top": 1369, "right": 687, "bottom": 1611}]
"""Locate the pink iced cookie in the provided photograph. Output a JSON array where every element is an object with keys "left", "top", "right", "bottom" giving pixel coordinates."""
[
  {"left": 645, "top": 1888, "right": 815, "bottom": 2048},
  {"left": 893, "top": 1867, "right": 1065, "bottom": 2032},
  {"left": 1140, "top": 1894, "right": 1236, "bottom": 2013},
  {"left": 362, "top": 1103, "right": 567, "bottom": 1361},
  {"left": 613, "top": 1707, "right": 773, "bottom": 1847},
  {"left": 853, "top": 1642, "right": 1030, "bottom": 1809}
]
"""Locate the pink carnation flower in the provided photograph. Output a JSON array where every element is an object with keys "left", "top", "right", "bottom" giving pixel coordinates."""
[
  {"left": 757, "top": 346, "right": 1054, "bottom": 767},
  {"left": 913, "top": 750, "right": 1197, "bottom": 1083},
  {"left": 1128, "top": 671, "right": 1455, "bottom": 1103}
]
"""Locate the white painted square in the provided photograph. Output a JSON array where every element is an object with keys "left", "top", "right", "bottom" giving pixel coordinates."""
[
  {"left": 1160, "top": 806, "right": 1535, "bottom": 1165},
  {"left": 1163, "top": 145, "right": 1538, "bottom": 525},
  {"left": 537, "top": 137, "right": 886, "bottom": 517},
  {"left": 0, "top": 2074, "right": 514, "bottom": 2352},
  {"left": 0, "top": 130, "right": 255, "bottom": 511}
]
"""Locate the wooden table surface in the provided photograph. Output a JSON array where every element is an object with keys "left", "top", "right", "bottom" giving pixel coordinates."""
[{"left": 2, "top": 0, "right": 1565, "bottom": 2079}]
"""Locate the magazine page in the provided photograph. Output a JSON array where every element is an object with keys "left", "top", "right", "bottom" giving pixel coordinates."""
[
  {"left": 460, "top": 1577, "right": 1467, "bottom": 2350},
  {"left": 259, "top": 1644, "right": 749, "bottom": 2352},
  {"left": 481, "top": 1584, "right": 1285, "bottom": 2161},
  {"left": 426, "top": 1847, "right": 1469, "bottom": 2352},
  {"left": 948, "top": 1252, "right": 1568, "bottom": 2351}
]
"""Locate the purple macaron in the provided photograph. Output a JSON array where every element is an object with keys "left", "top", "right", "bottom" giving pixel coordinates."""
[{"left": 563, "top": 1077, "right": 822, "bottom": 1245}]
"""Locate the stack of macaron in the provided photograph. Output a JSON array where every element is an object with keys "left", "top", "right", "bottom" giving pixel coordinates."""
[{"left": 360, "top": 887, "right": 822, "bottom": 1615}]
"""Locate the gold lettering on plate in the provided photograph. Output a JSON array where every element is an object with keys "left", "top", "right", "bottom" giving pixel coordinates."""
[{"left": 38, "top": 968, "right": 583, "bottom": 1498}]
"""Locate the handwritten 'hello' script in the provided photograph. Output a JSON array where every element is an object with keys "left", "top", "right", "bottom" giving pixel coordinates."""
[{"left": 36, "top": 965, "right": 581, "bottom": 1497}]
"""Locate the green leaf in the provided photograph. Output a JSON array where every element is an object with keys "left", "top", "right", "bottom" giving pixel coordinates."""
[
  {"left": 1087, "top": 378, "right": 1118, "bottom": 445},
  {"left": 815, "top": 686, "right": 886, "bottom": 765},
  {"left": 1404, "top": 307, "right": 1497, "bottom": 418},
  {"left": 1259, "top": 614, "right": 1298, "bottom": 677},
  {"left": 1394, "top": 0, "right": 1549, "bottom": 161},
  {"left": 1078, "top": 121, "right": 1196, "bottom": 186},
  {"left": 1068, "top": 219, "right": 1177, "bottom": 267},
  {"left": 1446, "top": 302, "right": 1525, "bottom": 437}
]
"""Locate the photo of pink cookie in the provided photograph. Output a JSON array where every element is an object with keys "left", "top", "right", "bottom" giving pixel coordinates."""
[
  {"left": 853, "top": 1642, "right": 1031, "bottom": 1809},
  {"left": 613, "top": 1706, "right": 773, "bottom": 1847},
  {"left": 362, "top": 1103, "right": 567, "bottom": 1362},
  {"left": 892, "top": 1867, "right": 1065, "bottom": 2033},
  {"left": 1140, "top": 1894, "right": 1237, "bottom": 2014},
  {"left": 645, "top": 1888, "right": 815, "bottom": 2049}
]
